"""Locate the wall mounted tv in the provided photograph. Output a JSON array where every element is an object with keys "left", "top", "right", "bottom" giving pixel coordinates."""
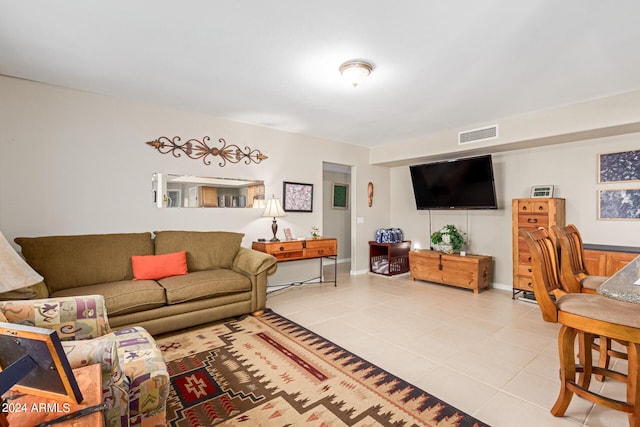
[{"left": 409, "top": 154, "right": 498, "bottom": 210}]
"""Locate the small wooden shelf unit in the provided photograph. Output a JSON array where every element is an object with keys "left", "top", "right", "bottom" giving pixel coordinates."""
[
  {"left": 368, "top": 241, "right": 411, "bottom": 276},
  {"left": 409, "top": 250, "right": 492, "bottom": 294}
]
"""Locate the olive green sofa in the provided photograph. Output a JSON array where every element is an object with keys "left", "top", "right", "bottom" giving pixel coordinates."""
[{"left": 13, "top": 230, "right": 278, "bottom": 335}]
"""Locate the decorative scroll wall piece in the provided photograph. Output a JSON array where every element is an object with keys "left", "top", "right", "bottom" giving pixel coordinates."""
[
  {"left": 598, "top": 149, "right": 640, "bottom": 183},
  {"left": 146, "top": 136, "right": 268, "bottom": 167},
  {"left": 598, "top": 189, "right": 640, "bottom": 220}
]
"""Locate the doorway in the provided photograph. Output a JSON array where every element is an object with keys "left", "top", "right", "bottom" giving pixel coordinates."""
[{"left": 322, "top": 162, "right": 352, "bottom": 268}]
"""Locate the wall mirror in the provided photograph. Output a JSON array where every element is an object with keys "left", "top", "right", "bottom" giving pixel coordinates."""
[{"left": 152, "top": 173, "right": 265, "bottom": 208}]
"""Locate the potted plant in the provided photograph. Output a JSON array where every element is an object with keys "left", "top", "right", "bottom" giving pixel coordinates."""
[{"left": 430, "top": 224, "right": 466, "bottom": 254}]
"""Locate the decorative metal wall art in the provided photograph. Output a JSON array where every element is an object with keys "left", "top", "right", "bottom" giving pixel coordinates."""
[{"left": 146, "top": 136, "right": 268, "bottom": 167}]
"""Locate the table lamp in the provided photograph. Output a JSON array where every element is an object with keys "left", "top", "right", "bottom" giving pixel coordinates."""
[
  {"left": 262, "top": 196, "right": 287, "bottom": 242},
  {"left": 0, "top": 230, "right": 43, "bottom": 295}
]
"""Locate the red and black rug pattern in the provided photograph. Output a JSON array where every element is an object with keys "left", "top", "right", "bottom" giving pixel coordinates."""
[{"left": 160, "top": 309, "right": 490, "bottom": 427}]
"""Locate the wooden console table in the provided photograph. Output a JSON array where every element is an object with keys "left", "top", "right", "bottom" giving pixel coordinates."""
[
  {"left": 409, "top": 250, "right": 492, "bottom": 294},
  {"left": 252, "top": 237, "right": 338, "bottom": 286},
  {"left": 5, "top": 364, "right": 104, "bottom": 427}
]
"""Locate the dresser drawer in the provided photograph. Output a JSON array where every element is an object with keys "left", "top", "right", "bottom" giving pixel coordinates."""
[
  {"left": 273, "top": 250, "right": 304, "bottom": 260},
  {"left": 518, "top": 263, "right": 533, "bottom": 277},
  {"left": 305, "top": 246, "right": 335, "bottom": 257},
  {"left": 517, "top": 214, "right": 549, "bottom": 228},
  {"left": 514, "top": 276, "right": 534, "bottom": 291},
  {"left": 305, "top": 239, "right": 337, "bottom": 256},
  {"left": 518, "top": 201, "right": 549, "bottom": 214}
]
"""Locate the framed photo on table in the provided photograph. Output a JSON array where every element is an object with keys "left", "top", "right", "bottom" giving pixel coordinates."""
[
  {"left": 283, "top": 228, "right": 293, "bottom": 240},
  {"left": 0, "top": 323, "right": 83, "bottom": 403},
  {"left": 283, "top": 181, "right": 313, "bottom": 212}
]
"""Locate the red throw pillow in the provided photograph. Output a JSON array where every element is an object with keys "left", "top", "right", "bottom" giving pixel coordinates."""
[{"left": 132, "top": 251, "right": 188, "bottom": 280}]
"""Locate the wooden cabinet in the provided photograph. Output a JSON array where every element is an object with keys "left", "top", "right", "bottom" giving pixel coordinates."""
[
  {"left": 584, "top": 249, "right": 639, "bottom": 276},
  {"left": 369, "top": 241, "right": 411, "bottom": 276},
  {"left": 252, "top": 238, "right": 337, "bottom": 262},
  {"left": 409, "top": 250, "right": 492, "bottom": 294},
  {"left": 198, "top": 186, "right": 218, "bottom": 207},
  {"left": 512, "top": 198, "right": 565, "bottom": 298},
  {"left": 196, "top": 183, "right": 265, "bottom": 208}
]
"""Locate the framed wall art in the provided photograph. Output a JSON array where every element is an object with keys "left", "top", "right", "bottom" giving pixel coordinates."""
[
  {"left": 598, "top": 189, "right": 640, "bottom": 220},
  {"left": 332, "top": 183, "right": 349, "bottom": 209},
  {"left": 598, "top": 149, "right": 640, "bottom": 183},
  {"left": 283, "top": 181, "right": 313, "bottom": 212}
]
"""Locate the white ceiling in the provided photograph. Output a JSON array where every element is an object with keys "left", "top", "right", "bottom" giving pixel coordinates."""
[{"left": 2, "top": 1, "right": 639, "bottom": 148}]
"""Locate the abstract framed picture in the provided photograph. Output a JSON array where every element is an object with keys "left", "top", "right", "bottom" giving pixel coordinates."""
[
  {"left": 598, "top": 149, "right": 640, "bottom": 183},
  {"left": 332, "top": 183, "right": 349, "bottom": 209},
  {"left": 283, "top": 181, "right": 313, "bottom": 212},
  {"left": 598, "top": 189, "right": 640, "bottom": 220}
]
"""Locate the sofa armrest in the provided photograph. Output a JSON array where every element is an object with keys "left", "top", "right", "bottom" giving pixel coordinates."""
[
  {"left": 232, "top": 247, "right": 278, "bottom": 277},
  {"left": 114, "top": 327, "right": 170, "bottom": 419},
  {"left": 232, "top": 247, "right": 277, "bottom": 314},
  {"left": 0, "top": 294, "right": 112, "bottom": 340},
  {"left": 61, "top": 336, "right": 128, "bottom": 402}
]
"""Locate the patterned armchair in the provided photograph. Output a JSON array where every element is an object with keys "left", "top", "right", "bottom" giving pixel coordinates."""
[{"left": 0, "top": 295, "right": 169, "bottom": 427}]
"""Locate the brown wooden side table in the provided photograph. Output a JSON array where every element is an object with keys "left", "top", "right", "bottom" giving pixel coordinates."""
[{"left": 5, "top": 364, "right": 104, "bottom": 427}]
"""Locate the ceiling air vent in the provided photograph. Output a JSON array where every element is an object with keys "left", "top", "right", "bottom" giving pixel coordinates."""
[{"left": 458, "top": 125, "right": 498, "bottom": 144}]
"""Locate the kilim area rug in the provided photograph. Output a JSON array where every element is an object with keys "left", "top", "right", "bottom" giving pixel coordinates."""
[{"left": 156, "top": 309, "right": 490, "bottom": 427}]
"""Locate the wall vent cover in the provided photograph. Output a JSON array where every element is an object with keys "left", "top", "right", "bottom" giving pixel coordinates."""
[{"left": 458, "top": 125, "right": 498, "bottom": 144}]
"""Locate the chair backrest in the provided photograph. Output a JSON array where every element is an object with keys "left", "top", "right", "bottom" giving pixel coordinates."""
[
  {"left": 519, "top": 227, "right": 562, "bottom": 323},
  {"left": 551, "top": 224, "right": 588, "bottom": 294}
]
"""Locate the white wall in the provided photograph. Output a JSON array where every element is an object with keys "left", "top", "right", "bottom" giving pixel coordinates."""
[
  {"left": 0, "top": 76, "right": 391, "bottom": 283},
  {"left": 4, "top": 76, "right": 637, "bottom": 291},
  {"left": 391, "top": 133, "right": 640, "bottom": 289}
]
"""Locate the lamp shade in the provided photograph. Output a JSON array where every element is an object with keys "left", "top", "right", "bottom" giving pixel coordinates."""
[
  {"left": 0, "top": 230, "right": 43, "bottom": 293},
  {"left": 262, "top": 197, "right": 286, "bottom": 218}
]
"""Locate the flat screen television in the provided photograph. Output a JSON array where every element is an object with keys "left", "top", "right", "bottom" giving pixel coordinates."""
[{"left": 409, "top": 154, "right": 498, "bottom": 210}]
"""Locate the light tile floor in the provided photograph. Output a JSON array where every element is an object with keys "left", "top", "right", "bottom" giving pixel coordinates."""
[{"left": 266, "top": 263, "right": 630, "bottom": 427}]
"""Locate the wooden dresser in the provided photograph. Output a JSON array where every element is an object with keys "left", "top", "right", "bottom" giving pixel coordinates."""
[
  {"left": 409, "top": 250, "right": 492, "bottom": 294},
  {"left": 512, "top": 198, "right": 565, "bottom": 298}
]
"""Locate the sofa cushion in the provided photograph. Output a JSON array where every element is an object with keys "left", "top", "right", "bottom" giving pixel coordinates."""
[
  {"left": 158, "top": 270, "right": 251, "bottom": 304},
  {"left": 132, "top": 251, "right": 188, "bottom": 280},
  {"left": 153, "top": 231, "right": 243, "bottom": 271},
  {"left": 51, "top": 280, "right": 166, "bottom": 317},
  {"left": 15, "top": 233, "right": 154, "bottom": 294}
]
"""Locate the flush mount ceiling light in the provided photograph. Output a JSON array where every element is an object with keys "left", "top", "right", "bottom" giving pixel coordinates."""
[{"left": 339, "top": 60, "right": 374, "bottom": 87}]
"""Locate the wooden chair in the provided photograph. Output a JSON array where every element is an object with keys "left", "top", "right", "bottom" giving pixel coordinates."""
[
  {"left": 551, "top": 224, "right": 627, "bottom": 380},
  {"left": 520, "top": 227, "right": 640, "bottom": 426},
  {"left": 551, "top": 224, "right": 608, "bottom": 294}
]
